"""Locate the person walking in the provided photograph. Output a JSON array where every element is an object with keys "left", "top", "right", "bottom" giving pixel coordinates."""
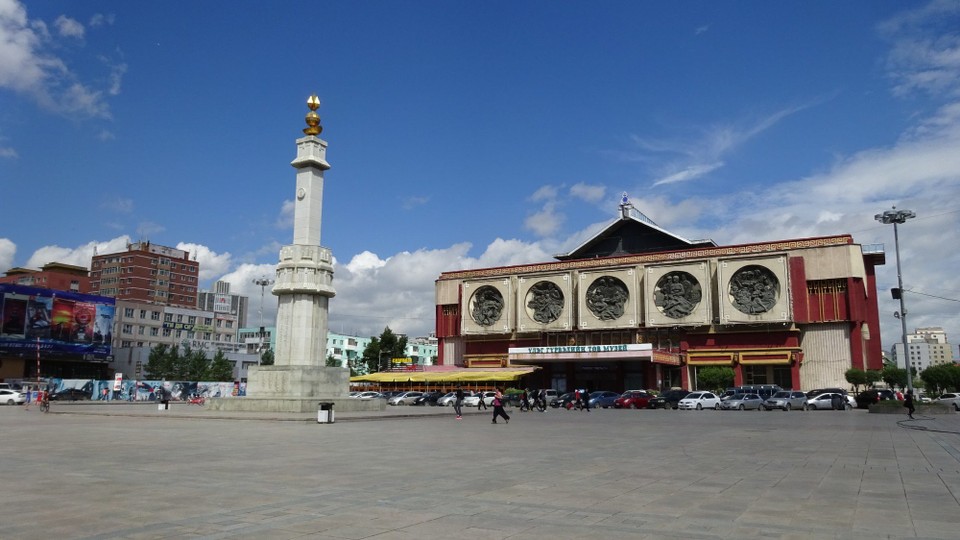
[
  {"left": 454, "top": 386, "right": 464, "bottom": 420},
  {"left": 519, "top": 389, "right": 529, "bottom": 412},
  {"left": 581, "top": 388, "right": 591, "bottom": 412},
  {"left": 477, "top": 390, "right": 488, "bottom": 410},
  {"left": 904, "top": 390, "right": 915, "bottom": 419},
  {"left": 491, "top": 387, "right": 510, "bottom": 424},
  {"left": 24, "top": 386, "right": 31, "bottom": 411}
]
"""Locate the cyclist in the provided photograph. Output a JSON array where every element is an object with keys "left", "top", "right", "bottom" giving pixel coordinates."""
[{"left": 38, "top": 388, "right": 50, "bottom": 413}]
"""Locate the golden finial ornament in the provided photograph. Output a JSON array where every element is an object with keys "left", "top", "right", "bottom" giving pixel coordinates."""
[{"left": 303, "top": 94, "right": 322, "bottom": 136}]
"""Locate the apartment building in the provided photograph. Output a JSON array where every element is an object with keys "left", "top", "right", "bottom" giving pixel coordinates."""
[{"left": 90, "top": 241, "right": 199, "bottom": 308}]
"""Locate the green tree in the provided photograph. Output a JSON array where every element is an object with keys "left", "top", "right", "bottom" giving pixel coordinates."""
[
  {"left": 881, "top": 365, "right": 907, "bottom": 390},
  {"left": 696, "top": 366, "right": 735, "bottom": 392},
  {"left": 326, "top": 353, "right": 340, "bottom": 367},
  {"left": 360, "top": 327, "right": 410, "bottom": 373},
  {"left": 181, "top": 346, "right": 209, "bottom": 380},
  {"left": 260, "top": 349, "right": 274, "bottom": 366},
  {"left": 844, "top": 368, "right": 868, "bottom": 393},
  {"left": 144, "top": 344, "right": 179, "bottom": 379},
  {"left": 920, "top": 364, "right": 960, "bottom": 395},
  {"left": 206, "top": 350, "right": 235, "bottom": 381},
  {"left": 864, "top": 369, "right": 882, "bottom": 388}
]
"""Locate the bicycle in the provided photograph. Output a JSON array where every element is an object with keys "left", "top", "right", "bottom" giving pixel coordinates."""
[{"left": 38, "top": 393, "right": 50, "bottom": 413}]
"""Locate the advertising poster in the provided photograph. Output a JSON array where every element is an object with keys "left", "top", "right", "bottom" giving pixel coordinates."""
[
  {"left": 1, "top": 294, "right": 28, "bottom": 336},
  {"left": 26, "top": 296, "right": 53, "bottom": 340},
  {"left": 0, "top": 284, "right": 115, "bottom": 359}
]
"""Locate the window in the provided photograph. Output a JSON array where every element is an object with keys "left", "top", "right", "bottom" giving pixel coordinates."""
[
  {"left": 205, "top": 318, "right": 213, "bottom": 325},
  {"left": 225, "top": 321, "right": 233, "bottom": 329},
  {"left": 124, "top": 308, "right": 134, "bottom": 317},
  {"left": 138, "top": 326, "right": 145, "bottom": 335},
  {"left": 122, "top": 324, "right": 133, "bottom": 334},
  {"left": 150, "top": 328, "right": 159, "bottom": 336},
  {"left": 162, "top": 328, "right": 171, "bottom": 337},
  {"left": 188, "top": 316, "right": 196, "bottom": 324},
  {"left": 151, "top": 311, "right": 160, "bottom": 321},
  {"left": 176, "top": 315, "right": 183, "bottom": 323},
  {"left": 140, "top": 310, "right": 147, "bottom": 319}
]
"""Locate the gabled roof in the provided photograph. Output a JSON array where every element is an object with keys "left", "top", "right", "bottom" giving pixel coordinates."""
[{"left": 555, "top": 194, "right": 716, "bottom": 261}]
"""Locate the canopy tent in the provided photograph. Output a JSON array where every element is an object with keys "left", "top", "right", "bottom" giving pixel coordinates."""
[{"left": 350, "top": 369, "right": 535, "bottom": 384}]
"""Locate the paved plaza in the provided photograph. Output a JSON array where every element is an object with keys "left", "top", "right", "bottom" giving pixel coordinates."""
[{"left": 2, "top": 403, "right": 960, "bottom": 539}]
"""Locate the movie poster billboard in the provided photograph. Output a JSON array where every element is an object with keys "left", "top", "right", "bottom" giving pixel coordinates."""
[{"left": 0, "top": 284, "right": 115, "bottom": 359}]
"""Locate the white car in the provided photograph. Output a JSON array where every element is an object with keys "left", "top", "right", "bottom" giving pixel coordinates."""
[
  {"left": 805, "top": 392, "right": 854, "bottom": 410},
  {"left": 387, "top": 391, "right": 424, "bottom": 405},
  {"left": 678, "top": 391, "right": 721, "bottom": 410},
  {"left": 462, "top": 391, "right": 496, "bottom": 407},
  {"left": 437, "top": 391, "right": 475, "bottom": 406},
  {"left": 0, "top": 389, "right": 26, "bottom": 405},
  {"left": 935, "top": 392, "right": 960, "bottom": 411},
  {"left": 353, "top": 391, "right": 384, "bottom": 400}
]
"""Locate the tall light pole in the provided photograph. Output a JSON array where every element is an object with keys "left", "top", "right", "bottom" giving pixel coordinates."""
[
  {"left": 874, "top": 206, "right": 916, "bottom": 393},
  {"left": 252, "top": 277, "right": 274, "bottom": 362}
]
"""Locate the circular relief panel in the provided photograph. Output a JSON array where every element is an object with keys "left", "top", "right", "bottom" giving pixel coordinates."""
[
  {"left": 470, "top": 285, "right": 504, "bottom": 327},
  {"left": 525, "top": 281, "right": 564, "bottom": 324},
  {"left": 653, "top": 271, "right": 702, "bottom": 319},
  {"left": 585, "top": 276, "right": 629, "bottom": 321},
  {"left": 728, "top": 265, "right": 780, "bottom": 315}
]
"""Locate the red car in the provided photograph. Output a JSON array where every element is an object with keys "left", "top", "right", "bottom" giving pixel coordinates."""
[{"left": 614, "top": 390, "right": 654, "bottom": 409}]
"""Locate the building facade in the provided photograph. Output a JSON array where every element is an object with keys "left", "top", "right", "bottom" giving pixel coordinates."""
[
  {"left": 197, "top": 280, "right": 249, "bottom": 332},
  {"left": 112, "top": 300, "right": 242, "bottom": 352},
  {"left": 893, "top": 327, "right": 955, "bottom": 373},
  {"left": 434, "top": 199, "right": 885, "bottom": 394},
  {"left": 89, "top": 241, "right": 199, "bottom": 308},
  {"left": 1, "top": 262, "right": 91, "bottom": 293}
]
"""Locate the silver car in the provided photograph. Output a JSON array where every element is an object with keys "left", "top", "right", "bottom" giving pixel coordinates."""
[
  {"left": 763, "top": 391, "right": 808, "bottom": 411},
  {"left": 387, "top": 391, "right": 424, "bottom": 405},
  {"left": 720, "top": 393, "right": 764, "bottom": 410},
  {"left": 804, "top": 392, "right": 853, "bottom": 410},
  {"left": 935, "top": 392, "right": 960, "bottom": 411}
]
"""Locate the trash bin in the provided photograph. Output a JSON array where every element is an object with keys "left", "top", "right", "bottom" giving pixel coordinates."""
[{"left": 317, "top": 402, "right": 335, "bottom": 424}]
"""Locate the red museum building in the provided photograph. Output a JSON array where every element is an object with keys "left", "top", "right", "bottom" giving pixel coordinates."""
[{"left": 434, "top": 198, "right": 885, "bottom": 393}]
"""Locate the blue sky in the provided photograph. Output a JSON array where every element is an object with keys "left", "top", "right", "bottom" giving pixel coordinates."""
[{"left": 1, "top": 0, "right": 959, "bottom": 352}]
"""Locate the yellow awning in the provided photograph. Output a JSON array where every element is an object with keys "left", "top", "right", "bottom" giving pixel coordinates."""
[{"left": 350, "top": 369, "right": 535, "bottom": 383}]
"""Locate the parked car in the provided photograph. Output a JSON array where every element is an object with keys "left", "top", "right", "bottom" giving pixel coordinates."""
[
  {"left": 528, "top": 389, "right": 558, "bottom": 406},
  {"left": 436, "top": 391, "right": 462, "bottom": 406},
  {"left": 387, "top": 391, "right": 424, "bottom": 405},
  {"left": 733, "top": 385, "right": 782, "bottom": 399},
  {"left": 720, "top": 393, "right": 764, "bottom": 410},
  {"left": 412, "top": 391, "right": 444, "bottom": 406},
  {"left": 614, "top": 390, "right": 654, "bottom": 409},
  {"left": 588, "top": 391, "right": 621, "bottom": 409},
  {"left": 678, "top": 391, "right": 721, "bottom": 410},
  {"left": 648, "top": 390, "right": 690, "bottom": 410},
  {"left": 550, "top": 392, "right": 577, "bottom": 409},
  {"left": 806, "top": 392, "right": 853, "bottom": 410},
  {"left": 0, "top": 389, "right": 26, "bottom": 405},
  {"left": 50, "top": 388, "right": 91, "bottom": 401},
  {"left": 353, "top": 391, "right": 384, "bottom": 400},
  {"left": 763, "top": 391, "right": 808, "bottom": 411},
  {"left": 854, "top": 389, "right": 896, "bottom": 409},
  {"left": 806, "top": 387, "right": 848, "bottom": 398},
  {"left": 935, "top": 392, "right": 960, "bottom": 411},
  {"left": 463, "top": 391, "right": 496, "bottom": 407}
]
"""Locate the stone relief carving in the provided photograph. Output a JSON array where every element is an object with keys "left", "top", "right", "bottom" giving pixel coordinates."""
[
  {"left": 729, "top": 265, "right": 780, "bottom": 314},
  {"left": 585, "top": 276, "right": 629, "bottom": 321},
  {"left": 653, "top": 271, "right": 702, "bottom": 319},
  {"left": 525, "top": 281, "right": 564, "bottom": 324},
  {"left": 470, "top": 285, "right": 504, "bottom": 326}
]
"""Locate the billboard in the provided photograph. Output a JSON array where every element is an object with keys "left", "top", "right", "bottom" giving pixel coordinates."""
[{"left": 0, "top": 284, "right": 115, "bottom": 359}]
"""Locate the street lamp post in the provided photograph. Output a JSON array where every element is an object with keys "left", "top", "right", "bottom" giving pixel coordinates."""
[
  {"left": 252, "top": 277, "right": 274, "bottom": 363},
  {"left": 874, "top": 206, "right": 916, "bottom": 393}
]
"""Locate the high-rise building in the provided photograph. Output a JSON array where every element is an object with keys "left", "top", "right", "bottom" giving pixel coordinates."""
[
  {"left": 197, "top": 280, "right": 249, "bottom": 329},
  {"left": 89, "top": 241, "right": 199, "bottom": 308},
  {"left": 0, "top": 262, "right": 91, "bottom": 293},
  {"left": 894, "top": 327, "right": 955, "bottom": 373}
]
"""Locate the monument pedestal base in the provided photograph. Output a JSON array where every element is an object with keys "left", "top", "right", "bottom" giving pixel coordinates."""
[{"left": 209, "top": 365, "right": 385, "bottom": 413}]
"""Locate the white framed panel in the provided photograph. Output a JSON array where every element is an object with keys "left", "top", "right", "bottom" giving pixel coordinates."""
[
  {"left": 577, "top": 268, "right": 639, "bottom": 330},
  {"left": 517, "top": 273, "right": 573, "bottom": 332},
  {"left": 461, "top": 278, "right": 513, "bottom": 335},
  {"left": 717, "top": 256, "right": 791, "bottom": 324},
  {"left": 644, "top": 261, "right": 712, "bottom": 326}
]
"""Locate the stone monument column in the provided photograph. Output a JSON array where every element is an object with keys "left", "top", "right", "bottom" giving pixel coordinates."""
[{"left": 212, "top": 95, "right": 381, "bottom": 413}]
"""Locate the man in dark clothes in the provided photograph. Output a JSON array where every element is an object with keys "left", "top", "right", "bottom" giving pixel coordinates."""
[{"left": 904, "top": 390, "right": 915, "bottom": 419}]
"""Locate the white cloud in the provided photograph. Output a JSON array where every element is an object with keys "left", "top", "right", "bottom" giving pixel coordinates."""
[
  {"left": 176, "top": 243, "right": 233, "bottom": 283},
  {"left": 0, "top": 238, "right": 16, "bottom": 270},
  {"left": 275, "top": 200, "right": 294, "bottom": 229},
  {"left": 524, "top": 200, "right": 564, "bottom": 237},
  {"left": 530, "top": 184, "right": 559, "bottom": 202},
  {"left": 24, "top": 236, "right": 130, "bottom": 269},
  {"left": 569, "top": 182, "right": 606, "bottom": 203},
  {"left": 0, "top": 0, "right": 113, "bottom": 118},
  {"left": 215, "top": 263, "right": 279, "bottom": 327},
  {"left": 651, "top": 162, "right": 724, "bottom": 187},
  {"left": 88, "top": 13, "right": 115, "bottom": 28},
  {"left": 100, "top": 197, "right": 133, "bottom": 214},
  {"left": 53, "top": 15, "right": 83, "bottom": 39},
  {"left": 0, "top": 146, "right": 17, "bottom": 158},
  {"left": 401, "top": 195, "right": 429, "bottom": 209}
]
